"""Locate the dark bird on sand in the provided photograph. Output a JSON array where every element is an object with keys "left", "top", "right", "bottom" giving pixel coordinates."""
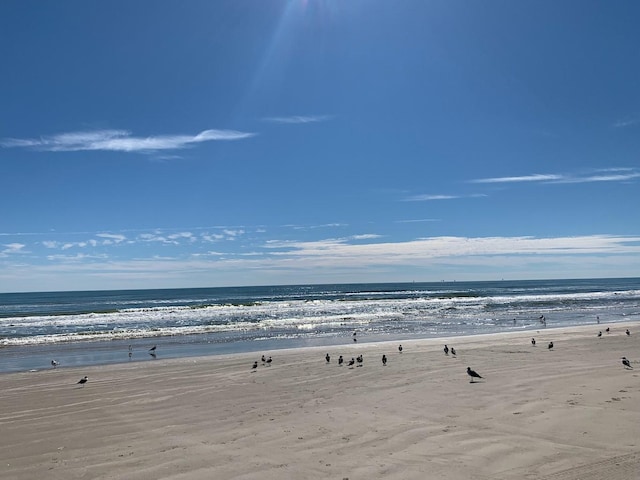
[
  {"left": 77, "top": 376, "right": 88, "bottom": 386},
  {"left": 606, "top": 327, "right": 610, "bottom": 333},
  {"left": 443, "top": 345, "right": 449, "bottom": 355},
  {"left": 325, "top": 353, "right": 331, "bottom": 363},
  {"left": 598, "top": 331, "right": 602, "bottom": 337},
  {"left": 626, "top": 329, "right": 631, "bottom": 336},
  {"left": 338, "top": 355, "right": 344, "bottom": 366},
  {"left": 398, "top": 344, "right": 403, "bottom": 353},
  {"left": 451, "top": 347, "right": 456, "bottom": 356},
  {"left": 252, "top": 361, "right": 258, "bottom": 370},
  {"left": 266, "top": 356, "right": 272, "bottom": 366},
  {"left": 51, "top": 360, "right": 59, "bottom": 368},
  {"left": 531, "top": 338, "right": 536, "bottom": 346},
  {"left": 347, "top": 358, "right": 355, "bottom": 367},
  {"left": 382, "top": 354, "right": 387, "bottom": 366},
  {"left": 622, "top": 357, "right": 632, "bottom": 369},
  {"left": 466, "top": 367, "right": 482, "bottom": 383},
  {"left": 261, "top": 355, "right": 266, "bottom": 364},
  {"left": 548, "top": 341, "right": 554, "bottom": 350},
  {"left": 356, "top": 354, "right": 363, "bottom": 367}
]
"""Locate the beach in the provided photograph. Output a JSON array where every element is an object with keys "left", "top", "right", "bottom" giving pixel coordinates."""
[{"left": 1, "top": 322, "right": 639, "bottom": 480}]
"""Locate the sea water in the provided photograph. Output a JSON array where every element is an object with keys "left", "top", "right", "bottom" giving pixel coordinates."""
[{"left": 1, "top": 278, "right": 638, "bottom": 373}]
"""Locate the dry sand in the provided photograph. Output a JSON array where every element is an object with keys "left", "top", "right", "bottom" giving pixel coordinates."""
[{"left": 1, "top": 322, "right": 639, "bottom": 480}]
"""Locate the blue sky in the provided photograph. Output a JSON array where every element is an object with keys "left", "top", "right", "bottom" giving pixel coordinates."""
[{"left": 1, "top": 0, "right": 640, "bottom": 292}]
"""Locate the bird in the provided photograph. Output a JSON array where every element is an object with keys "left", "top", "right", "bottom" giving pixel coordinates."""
[
  {"left": 605, "top": 327, "right": 610, "bottom": 333},
  {"left": 325, "top": 353, "right": 331, "bottom": 363},
  {"left": 347, "top": 358, "right": 355, "bottom": 367},
  {"left": 531, "top": 338, "right": 536, "bottom": 346},
  {"left": 261, "top": 355, "right": 266, "bottom": 364},
  {"left": 451, "top": 347, "right": 456, "bottom": 356},
  {"left": 51, "top": 360, "right": 59, "bottom": 368},
  {"left": 266, "top": 356, "right": 272, "bottom": 366},
  {"left": 626, "top": 329, "right": 631, "bottom": 336},
  {"left": 149, "top": 345, "right": 157, "bottom": 352},
  {"left": 77, "top": 376, "right": 88, "bottom": 386},
  {"left": 356, "top": 354, "right": 363, "bottom": 367},
  {"left": 252, "top": 361, "right": 258, "bottom": 370},
  {"left": 338, "top": 355, "right": 344, "bottom": 366},
  {"left": 382, "top": 354, "right": 387, "bottom": 366},
  {"left": 622, "top": 357, "right": 632, "bottom": 369},
  {"left": 466, "top": 367, "right": 482, "bottom": 383},
  {"left": 398, "top": 344, "right": 403, "bottom": 353},
  {"left": 598, "top": 331, "right": 602, "bottom": 337},
  {"left": 548, "top": 341, "right": 554, "bottom": 350},
  {"left": 443, "top": 345, "right": 449, "bottom": 355}
]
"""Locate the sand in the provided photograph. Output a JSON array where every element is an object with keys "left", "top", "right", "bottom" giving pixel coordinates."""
[{"left": 1, "top": 322, "right": 639, "bottom": 480}]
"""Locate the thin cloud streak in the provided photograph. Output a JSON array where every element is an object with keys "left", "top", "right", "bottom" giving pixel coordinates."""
[
  {"left": 403, "top": 194, "right": 487, "bottom": 201},
  {"left": 471, "top": 174, "right": 562, "bottom": 184},
  {"left": 472, "top": 169, "right": 640, "bottom": 185},
  {"left": 262, "top": 115, "right": 333, "bottom": 124},
  {"left": 1, "top": 129, "right": 256, "bottom": 153}
]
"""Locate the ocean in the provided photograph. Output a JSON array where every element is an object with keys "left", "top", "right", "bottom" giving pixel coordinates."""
[{"left": 1, "top": 278, "right": 638, "bottom": 373}]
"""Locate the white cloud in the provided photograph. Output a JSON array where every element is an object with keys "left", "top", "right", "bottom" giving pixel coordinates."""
[
  {"left": 1, "top": 128, "right": 255, "bottom": 153},
  {"left": 471, "top": 174, "right": 562, "bottom": 184},
  {"left": 471, "top": 169, "right": 640, "bottom": 185},
  {"left": 263, "top": 115, "right": 333, "bottom": 124},
  {"left": 403, "top": 194, "right": 486, "bottom": 201},
  {"left": 263, "top": 234, "right": 640, "bottom": 264},
  {"left": 550, "top": 172, "right": 640, "bottom": 184},
  {"left": 96, "top": 233, "right": 127, "bottom": 244},
  {"left": 1, "top": 243, "right": 26, "bottom": 255},
  {"left": 3, "top": 234, "right": 640, "bottom": 291},
  {"left": 612, "top": 116, "right": 639, "bottom": 128}
]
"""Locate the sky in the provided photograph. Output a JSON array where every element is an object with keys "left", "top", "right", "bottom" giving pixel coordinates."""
[{"left": 1, "top": 0, "right": 640, "bottom": 293}]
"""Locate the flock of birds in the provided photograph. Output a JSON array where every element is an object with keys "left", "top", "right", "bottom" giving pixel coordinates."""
[{"left": 51, "top": 325, "right": 634, "bottom": 387}]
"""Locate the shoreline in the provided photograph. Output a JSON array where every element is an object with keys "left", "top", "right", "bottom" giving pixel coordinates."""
[
  {"left": 1, "top": 318, "right": 638, "bottom": 374},
  {"left": 1, "top": 318, "right": 636, "bottom": 375},
  {"left": 1, "top": 321, "right": 639, "bottom": 479}
]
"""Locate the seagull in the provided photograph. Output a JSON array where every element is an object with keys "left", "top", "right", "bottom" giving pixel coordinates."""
[
  {"left": 382, "top": 354, "right": 387, "bottom": 366},
  {"left": 338, "top": 355, "right": 344, "bottom": 366},
  {"left": 77, "top": 376, "right": 88, "bottom": 386},
  {"left": 548, "top": 341, "right": 554, "bottom": 350},
  {"left": 531, "top": 338, "right": 536, "bottom": 346},
  {"left": 626, "top": 329, "right": 631, "bottom": 336},
  {"left": 266, "top": 356, "right": 272, "bottom": 366},
  {"left": 622, "top": 357, "right": 632, "bottom": 369},
  {"left": 347, "top": 358, "right": 355, "bottom": 368},
  {"left": 252, "top": 361, "right": 258, "bottom": 370},
  {"left": 149, "top": 345, "right": 157, "bottom": 352},
  {"left": 466, "top": 367, "right": 482, "bottom": 383},
  {"left": 598, "top": 331, "right": 602, "bottom": 337},
  {"left": 325, "top": 353, "right": 331, "bottom": 363},
  {"left": 51, "top": 360, "right": 59, "bottom": 368},
  {"left": 443, "top": 345, "right": 449, "bottom": 355},
  {"left": 451, "top": 347, "right": 456, "bottom": 356},
  {"left": 398, "top": 344, "right": 403, "bottom": 353}
]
